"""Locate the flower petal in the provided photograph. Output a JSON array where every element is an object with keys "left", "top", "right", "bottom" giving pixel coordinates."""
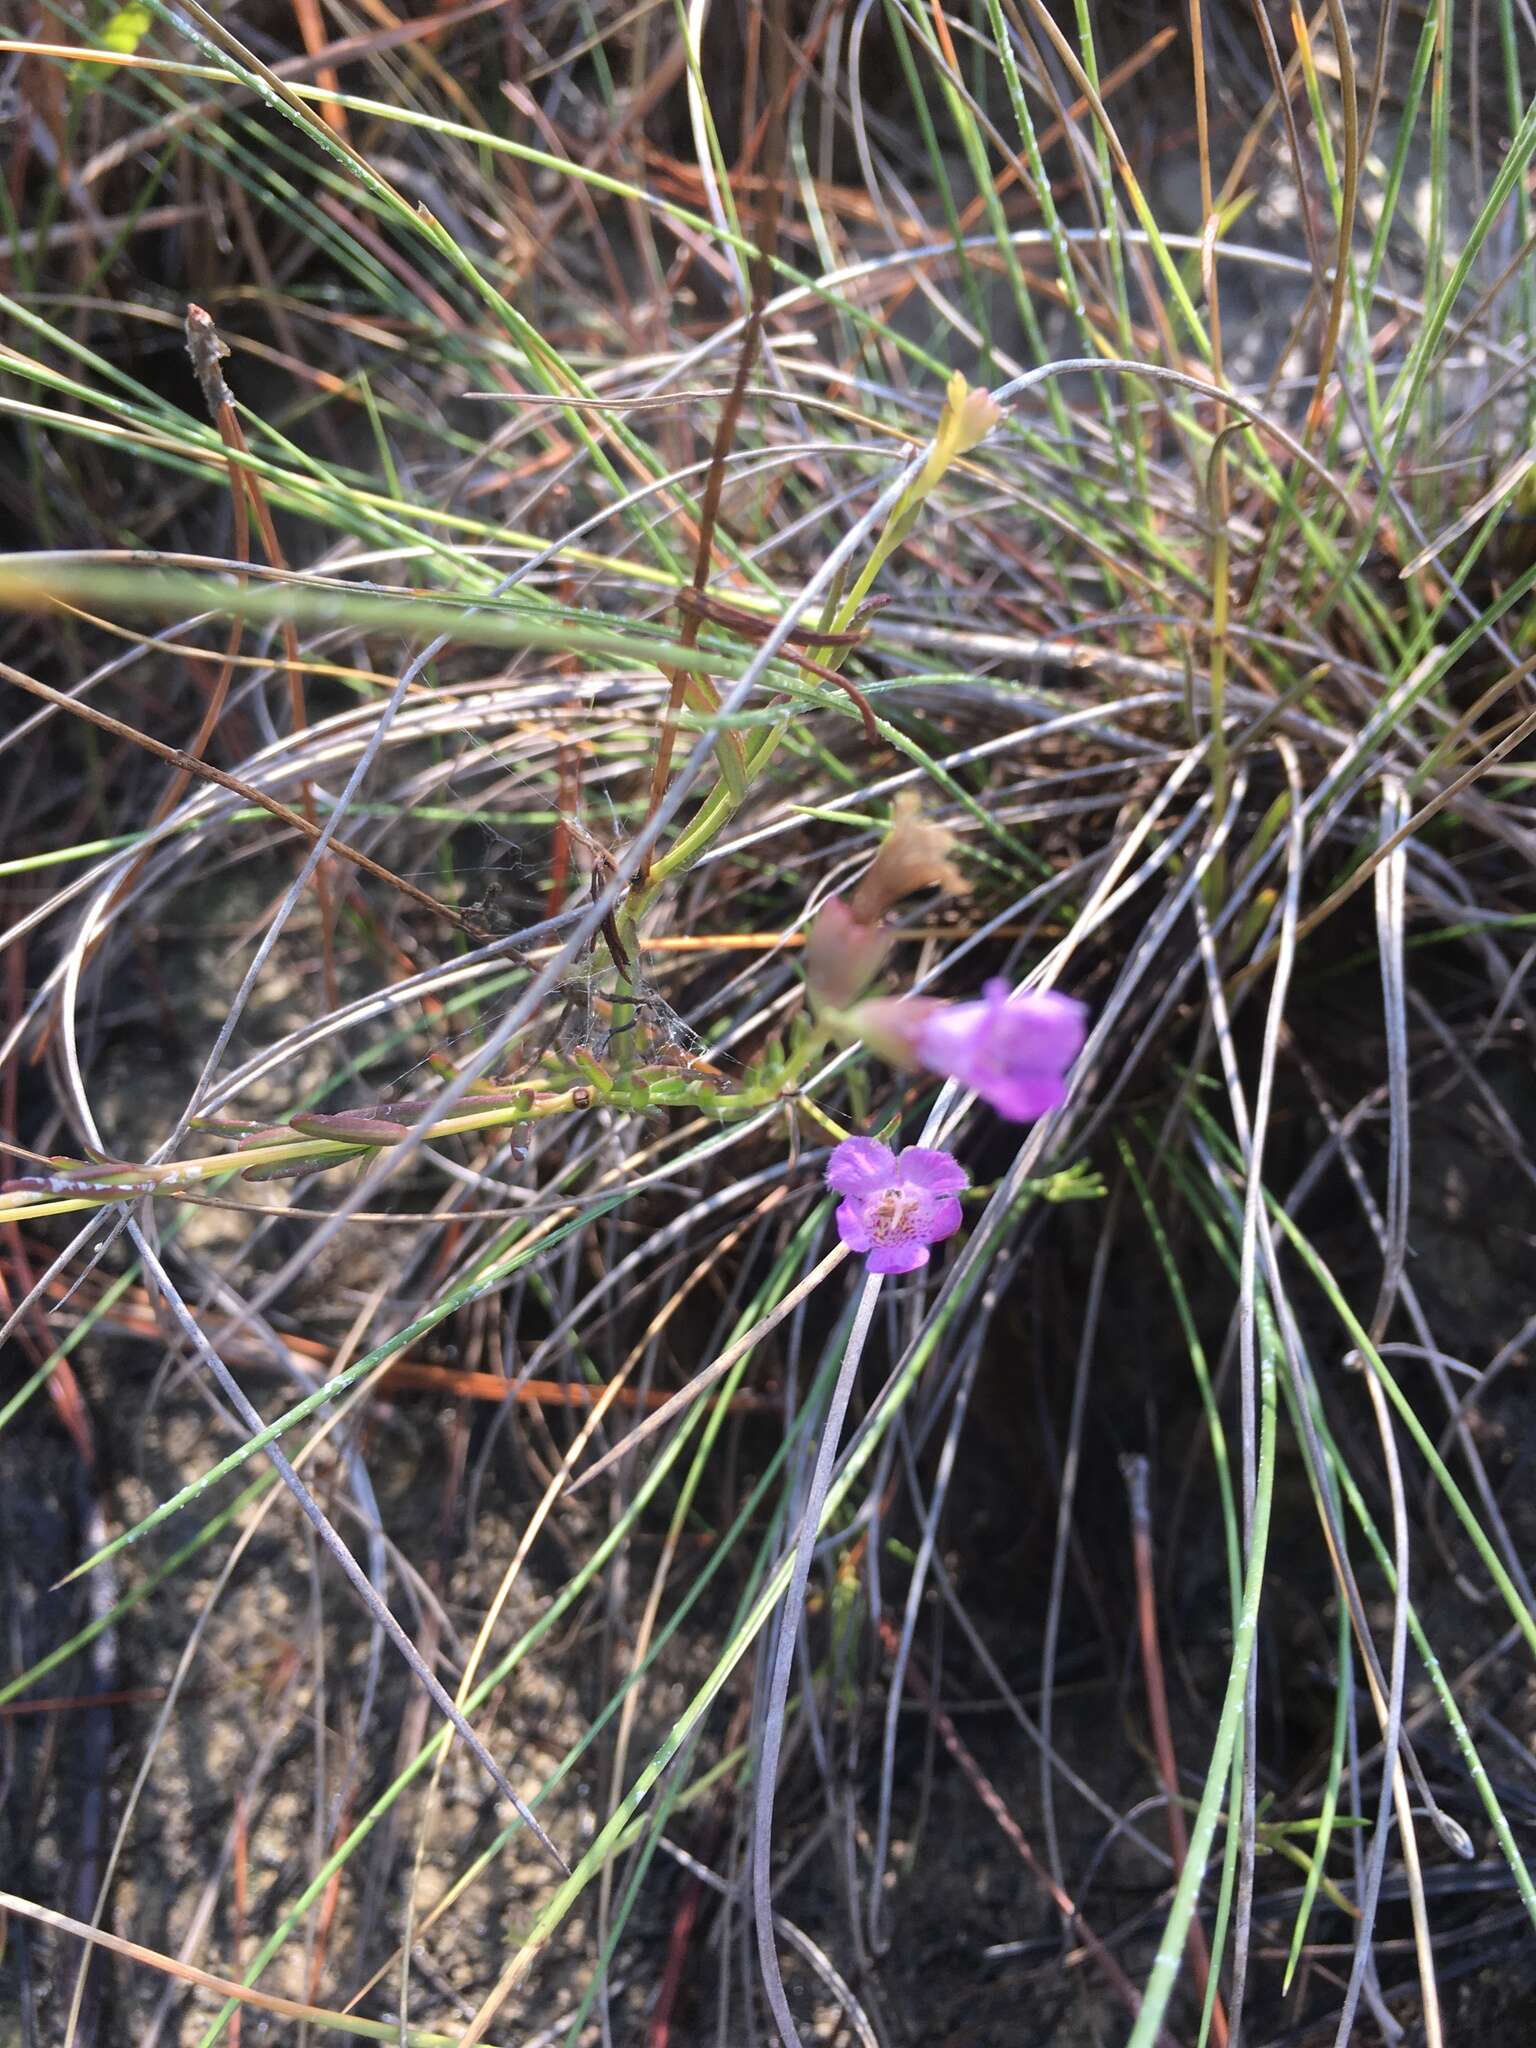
[
  {"left": 825, "top": 1136, "right": 895, "bottom": 1195},
  {"left": 866, "top": 1241, "right": 931, "bottom": 1274},
  {"left": 834, "top": 1198, "right": 877, "bottom": 1252},
  {"left": 895, "top": 1146, "right": 968, "bottom": 1196},
  {"left": 983, "top": 1073, "right": 1069, "bottom": 1122},
  {"left": 912, "top": 997, "right": 989, "bottom": 1074},
  {"left": 916, "top": 1193, "right": 964, "bottom": 1244},
  {"left": 991, "top": 985, "right": 1088, "bottom": 1066}
]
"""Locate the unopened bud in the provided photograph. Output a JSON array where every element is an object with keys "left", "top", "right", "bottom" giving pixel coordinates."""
[{"left": 804, "top": 896, "right": 893, "bottom": 1011}]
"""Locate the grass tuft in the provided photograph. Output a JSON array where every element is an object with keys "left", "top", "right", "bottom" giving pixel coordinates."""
[{"left": 3, "top": 4, "right": 1536, "bottom": 2043}]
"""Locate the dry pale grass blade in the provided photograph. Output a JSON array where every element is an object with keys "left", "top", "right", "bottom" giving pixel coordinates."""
[{"left": 0, "top": 1888, "right": 469, "bottom": 2044}]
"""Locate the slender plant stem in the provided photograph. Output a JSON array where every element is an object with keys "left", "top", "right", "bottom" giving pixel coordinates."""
[{"left": 753, "top": 1269, "right": 883, "bottom": 2047}]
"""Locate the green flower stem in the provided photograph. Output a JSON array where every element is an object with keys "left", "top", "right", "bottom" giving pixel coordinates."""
[
  {"left": 0, "top": 1088, "right": 592, "bottom": 1225},
  {"left": 0, "top": 1065, "right": 820, "bottom": 1230},
  {"left": 1125, "top": 1297, "right": 1279, "bottom": 2048}
]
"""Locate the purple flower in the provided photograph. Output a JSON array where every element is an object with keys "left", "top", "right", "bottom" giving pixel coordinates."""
[
  {"left": 914, "top": 980, "right": 1086, "bottom": 1122},
  {"left": 826, "top": 1137, "right": 968, "bottom": 1274}
]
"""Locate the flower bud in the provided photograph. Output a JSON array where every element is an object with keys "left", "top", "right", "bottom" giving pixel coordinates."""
[
  {"left": 944, "top": 371, "right": 1004, "bottom": 457},
  {"left": 803, "top": 896, "right": 893, "bottom": 1011}
]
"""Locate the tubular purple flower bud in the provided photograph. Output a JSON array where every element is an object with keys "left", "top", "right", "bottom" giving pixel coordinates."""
[
  {"left": 915, "top": 981, "right": 1086, "bottom": 1121},
  {"left": 844, "top": 980, "right": 1087, "bottom": 1123}
]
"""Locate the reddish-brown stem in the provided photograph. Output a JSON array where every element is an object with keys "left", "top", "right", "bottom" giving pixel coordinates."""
[
  {"left": 9, "top": 1254, "right": 772, "bottom": 1415},
  {"left": 305, "top": 1783, "right": 356, "bottom": 2001},
  {"left": 670, "top": 587, "right": 880, "bottom": 737},
  {"left": 638, "top": 0, "right": 791, "bottom": 880},
  {"left": 647, "top": 1701, "right": 751, "bottom": 2048},
  {"left": 288, "top": 0, "right": 346, "bottom": 137},
  {"left": 548, "top": 741, "right": 579, "bottom": 915}
]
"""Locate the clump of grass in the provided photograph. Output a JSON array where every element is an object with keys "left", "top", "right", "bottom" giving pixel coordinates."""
[{"left": 3, "top": 3, "right": 1536, "bottom": 2045}]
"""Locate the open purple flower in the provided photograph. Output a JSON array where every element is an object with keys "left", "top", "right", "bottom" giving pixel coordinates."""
[
  {"left": 826, "top": 1137, "right": 967, "bottom": 1274},
  {"left": 915, "top": 980, "right": 1086, "bottom": 1122}
]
